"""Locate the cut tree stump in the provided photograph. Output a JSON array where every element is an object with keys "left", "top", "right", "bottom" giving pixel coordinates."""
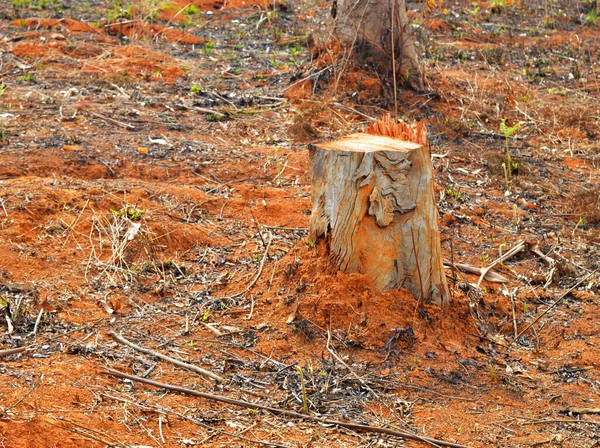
[
  {"left": 333, "top": 0, "right": 424, "bottom": 90},
  {"left": 309, "top": 119, "right": 449, "bottom": 307}
]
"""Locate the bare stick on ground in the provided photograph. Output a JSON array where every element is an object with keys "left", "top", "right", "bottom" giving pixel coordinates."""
[
  {"left": 103, "top": 391, "right": 290, "bottom": 448},
  {"left": 1, "top": 374, "right": 42, "bottom": 415},
  {"left": 443, "top": 261, "right": 508, "bottom": 283},
  {"left": 475, "top": 240, "right": 526, "bottom": 289},
  {"left": 0, "top": 346, "right": 27, "bottom": 357},
  {"left": 105, "top": 367, "right": 471, "bottom": 448},
  {"left": 505, "top": 270, "right": 596, "bottom": 350},
  {"left": 326, "top": 331, "right": 379, "bottom": 398},
  {"left": 216, "top": 230, "right": 272, "bottom": 300},
  {"left": 109, "top": 330, "right": 225, "bottom": 383}
]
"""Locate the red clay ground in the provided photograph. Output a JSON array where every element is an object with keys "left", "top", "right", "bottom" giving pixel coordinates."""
[{"left": 1, "top": 0, "right": 600, "bottom": 447}]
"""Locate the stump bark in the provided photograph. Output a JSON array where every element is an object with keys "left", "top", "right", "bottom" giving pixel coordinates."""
[
  {"left": 333, "top": 0, "right": 424, "bottom": 90},
  {"left": 309, "top": 120, "right": 449, "bottom": 307}
]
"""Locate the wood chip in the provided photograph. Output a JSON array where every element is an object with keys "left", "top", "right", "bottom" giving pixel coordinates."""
[{"left": 63, "top": 145, "right": 84, "bottom": 151}]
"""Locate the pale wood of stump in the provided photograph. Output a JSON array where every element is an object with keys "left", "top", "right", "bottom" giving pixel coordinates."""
[
  {"left": 334, "top": 0, "right": 423, "bottom": 90},
  {"left": 309, "top": 134, "right": 449, "bottom": 307}
]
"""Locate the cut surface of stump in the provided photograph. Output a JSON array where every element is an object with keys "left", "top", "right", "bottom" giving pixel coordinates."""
[{"left": 309, "top": 121, "right": 449, "bottom": 307}]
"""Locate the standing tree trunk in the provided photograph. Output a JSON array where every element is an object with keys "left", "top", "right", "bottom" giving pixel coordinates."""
[
  {"left": 309, "top": 118, "right": 449, "bottom": 308},
  {"left": 333, "top": 0, "right": 424, "bottom": 90}
]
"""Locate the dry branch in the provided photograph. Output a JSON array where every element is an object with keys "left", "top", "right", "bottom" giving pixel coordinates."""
[
  {"left": 1, "top": 374, "right": 42, "bottom": 415},
  {"left": 326, "top": 331, "right": 379, "bottom": 398},
  {"left": 443, "top": 261, "right": 508, "bottom": 283},
  {"left": 505, "top": 270, "right": 597, "bottom": 350},
  {"left": 0, "top": 346, "right": 27, "bottom": 357},
  {"left": 216, "top": 230, "right": 272, "bottom": 300},
  {"left": 475, "top": 240, "right": 526, "bottom": 289},
  {"left": 103, "top": 391, "right": 290, "bottom": 447},
  {"left": 109, "top": 330, "right": 225, "bottom": 383},
  {"left": 521, "top": 419, "right": 600, "bottom": 427},
  {"left": 47, "top": 417, "right": 128, "bottom": 448},
  {"left": 87, "top": 110, "right": 136, "bottom": 130},
  {"left": 104, "top": 367, "right": 471, "bottom": 448}
]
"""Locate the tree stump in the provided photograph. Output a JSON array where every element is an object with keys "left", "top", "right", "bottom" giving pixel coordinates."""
[
  {"left": 309, "top": 119, "right": 449, "bottom": 307},
  {"left": 333, "top": 0, "right": 424, "bottom": 90}
]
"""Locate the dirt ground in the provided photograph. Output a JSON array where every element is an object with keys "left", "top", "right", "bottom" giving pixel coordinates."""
[{"left": 0, "top": 0, "right": 599, "bottom": 447}]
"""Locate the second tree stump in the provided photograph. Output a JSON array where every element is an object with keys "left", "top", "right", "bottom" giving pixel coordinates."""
[{"left": 309, "top": 120, "right": 449, "bottom": 307}]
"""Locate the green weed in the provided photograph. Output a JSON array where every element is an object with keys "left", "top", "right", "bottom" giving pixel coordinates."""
[
  {"left": 296, "top": 366, "right": 308, "bottom": 414},
  {"left": 586, "top": 6, "right": 599, "bottom": 25},
  {"left": 187, "top": 4, "right": 201, "bottom": 14},
  {"left": 111, "top": 205, "right": 145, "bottom": 221},
  {"left": 17, "top": 72, "right": 35, "bottom": 83},
  {"left": 108, "top": 1, "right": 133, "bottom": 20},
  {"left": 202, "top": 41, "right": 216, "bottom": 55},
  {"left": 489, "top": 0, "right": 506, "bottom": 14},
  {"left": 499, "top": 119, "right": 521, "bottom": 190},
  {"left": 446, "top": 188, "right": 465, "bottom": 203},
  {"left": 206, "top": 113, "right": 222, "bottom": 122},
  {"left": 479, "top": 253, "right": 492, "bottom": 263}
]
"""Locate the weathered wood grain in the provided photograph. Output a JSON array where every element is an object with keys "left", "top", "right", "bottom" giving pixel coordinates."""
[
  {"left": 333, "top": 0, "right": 423, "bottom": 90},
  {"left": 309, "top": 130, "right": 449, "bottom": 307}
]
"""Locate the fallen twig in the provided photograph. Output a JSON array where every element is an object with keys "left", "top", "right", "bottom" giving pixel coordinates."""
[
  {"left": 199, "top": 321, "right": 223, "bottom": 336},
  {"left": 109, "top": 330, "right": 225, "bottom": 383},
  {"left": 332, "top": 102, "right": 376, "bottom": 122},
  {"left": 505, "top": 270, "right": 596, "bottom": 350},
  {"left": 262, "top": 225, "right": 307, "bottom": 232},
  {"left": 561, "top": 407, "right": 600, "bottom": 415},
  {"left": 103, "top": 19, "right": 140, "bottom": 28},
  {"left": 216, "top": 231, "right": 272, "bottom": 300},
  {"left": 520, "top": 418, "right": 600, "bottom": 427},
  {"left": 526, "top": 242, "right": 555, "bottom": 265},
  {"left": 326, "top": 331, "right": 379, "bottom": 398},
  {"left": 32, "top": 308, "right": 44, "bottom": 336},
  {"left": 48, "top": 416, "right": 128, "bottom": 448},
  {"left": 0, "top": 196, "right": 8, "bottom": 217},
  {"left": 1, "top": 374, "right": 42, "bottom": 415},
  {"left": 193, "top": 106, "right": 226, "bottom": 117},
  {"left": 87, "top": 110, "right": 136, "bottom": 130},
  {"left": 283, "top": 66, "right": 331, "bottom": 92},
  {"left": 61, "top": 198, "right": 89, "bottom": 250},
  {"left": 476, "top": 241, "right": 526, "bottom": 289},
  {"left": 443, "top": 261, "right": 508, "bottom": 283},
  {"left": 103, "top": 391, "right": 289, "bottom": 447},
  {"left": 0, "top": 346, "right": 27, "bottom": 357},
  {"left": 104, "top": 367, "right": 471, "bottom": 448}
]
